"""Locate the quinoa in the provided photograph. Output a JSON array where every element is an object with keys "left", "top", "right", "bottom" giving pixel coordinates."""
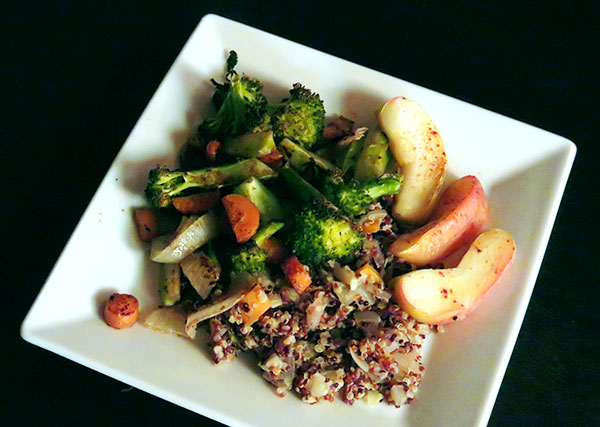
[{"left": 201, "top": 263, "right": 434, "bottom": 406}]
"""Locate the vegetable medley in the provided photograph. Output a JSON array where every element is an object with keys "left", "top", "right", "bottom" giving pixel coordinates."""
[{"left": 133, "top": 51, "right": 515, "bottom": 407}]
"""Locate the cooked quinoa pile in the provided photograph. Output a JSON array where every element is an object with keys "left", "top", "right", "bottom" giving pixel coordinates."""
[{"left": 205, "top": 262, "right": 434, "bottom": 407}]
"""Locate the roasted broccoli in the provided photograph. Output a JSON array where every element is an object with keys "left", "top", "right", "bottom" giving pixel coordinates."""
[
  {"left": 323, "top": 175, "right": 403, "bottom": 217},
  {"left": 200, "top": 51, "right": 268, "bottom": 140},
  {"left": 231, "top": 243, "right": 268, "bottom": 274},
  {"left": 145, "top": 159, "right": 275, "bottom": 208},
  {"left": 271, "top": 83, "right": 325, "bottom": 149},
  {"left": 286, "top": 202, "right": 363, "bottom": 266}
]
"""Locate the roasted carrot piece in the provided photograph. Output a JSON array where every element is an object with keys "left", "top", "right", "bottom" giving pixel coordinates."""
[
  {"left": 356, "top": 263, "right": 383, "bottom": 285},
  {"left": 206, "top": 140, "right": 221, "bottom": 162},
  {"left": 259, "top": 237, "right": 289, "bottom": 264},
  {"left": 222, "top": 194, "right": 260, "bottom": 243},
  {"left": 172, "top": 192, "right": 220, "bottom": 215},
  {"left": 237, "top": 285, "right": 271, "bottom": 326},
  {"left": 258, "top": 148, "right": 284, "bottom": 170},
  {"left": 361, "top": 216, "right": 383, "bottom": 234},
  {"left": 133, "top": 208, "right": 160, "bottom": 242},
  {"left": 104, "top": 293, "right": 139, "bottom": 329},
  {"left": 282, "top": 256, "right": 312, "bottom": 294}
]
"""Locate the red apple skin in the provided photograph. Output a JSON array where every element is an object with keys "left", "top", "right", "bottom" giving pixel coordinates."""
[
  {"left": 378, "top": 97, "right": 447, "bottom": 224},
  {"left": 390, "top": 175, "right": 489, "bottom": 266},
  {"left": 391, "top": 229, "right": 516, "bottom": 325}
]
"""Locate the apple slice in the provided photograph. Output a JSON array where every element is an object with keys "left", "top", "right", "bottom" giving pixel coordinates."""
[
  {"left": 378, "top": 97, "right": 447, "bottom": 224},
  {"left": 390, "top": 175, "right": 489, "bottom": 266},
  {"left": 391, "top": 229, "right": 516, "bottom": 325}
]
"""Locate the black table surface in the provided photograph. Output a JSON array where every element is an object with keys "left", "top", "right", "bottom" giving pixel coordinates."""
[{"left": 5, "top": 2, "right": 599, "bottom": 426}]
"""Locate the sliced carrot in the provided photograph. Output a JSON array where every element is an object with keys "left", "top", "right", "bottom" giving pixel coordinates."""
[
  {"left": 172, "top": 192, "right": 220, "bottom": 215},
  {"left": 133, "top": 208, "right": 159, "bottom": 242},
  {"left": 258, "top": 148, "right": 284, "bottom": 170},
  {"left": 222, "top": 194, "right": 260, "bottom": 243},
  {"left": 206, "top": 140, "right": 221, "bottom": 162},
  {"left": 259, "top": 237, "right": 289, "bottom": 265},
  {"left": 104, "top": 293, "right": 139, "bottom": 329},
  {"left": 282, "top": 256, "right": 312, "bottom": 294},
  {"left": 237, "top": 285, "right": 272, "bottom": 326},
  {"left": 356, "top": 263, "right": 383, "bottom": 285}
]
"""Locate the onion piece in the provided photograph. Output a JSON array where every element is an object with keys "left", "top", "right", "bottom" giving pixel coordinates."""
[
  {"left": 306, "top": 292, "right": 327, "bottom": 330},
  {"left": 348, "top": 346, "right": 371, "bottom": 373},
  {"left": 353, "top": 310, "right": 381, "bottom": 326},
  {"left": 151, "top": 212, "right": 217, "bottom": 263},
  {"left": 332, "top": 263, "right": 359, "bottom": 290},
  {"left": 268, "top": 293, "right": 283, "bottom": 309},
  {"left": 142, "top": 307, "right": 187, "bottom": 338},
  {"left": 337, "top": 127, "right": 368, "bottom": 147},
  {"left": 356, "top": 209, "right": 388, "bottom": 229},
  {"left": 180, "top": 251, "right": 220, "bottom": 298},
  {"left": 184, "top": 272, "right": 263, "bottom": 338},
  {"left": 390, "top": 349, "right": 421, "bottom": 378}
]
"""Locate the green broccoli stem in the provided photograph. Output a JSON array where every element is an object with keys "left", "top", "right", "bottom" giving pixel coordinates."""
[
  {"left": 354, "top": 129, "right": 391, "bottom": 181},
  {"left": 184, "top": 158, "right": 275, "bottom": 187},
  {"left": 223, "top": 130, "right": 276, "bottom": 158},
  {"left": 363, "top": 176, "right": 403, "bottom": 200},
  {"left": 146, "top": 159, "right": 276, "bottom": 208},
  {"left": 279, "top": 138, "right": 337, "bottom": 172},
  {"left": 341, "top": 137, "right": 365, "bottom": 175},
  {"left": 234, "top": 177, "right": 285, "bottom": 223},
  {"left": 206, "top": 240, "right": 221, "bottom": 270},
  {"left": 279, "top": 165, "right": 328, "bottom": 203},
  {"left": 253, "top": 222, "right": 285, "bottom": 247}
]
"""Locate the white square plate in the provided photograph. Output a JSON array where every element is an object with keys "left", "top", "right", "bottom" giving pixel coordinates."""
[{"left": 21, "top": 14, "right": 576, "bottom": 427}]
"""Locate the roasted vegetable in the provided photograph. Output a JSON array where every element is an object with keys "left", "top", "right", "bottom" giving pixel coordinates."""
[
  {"left": 286, "top": 202, "right": 363, "bottom": 266},
  {"left": 271, "top": 83, "right": 325, "bottom": 148},
  {"left": 323, "top": 175, "right": 403, "bottom": 217},
  {"left": 145, "top": 159, "right": 274, "bottom": 208},
  {"left": 199, "top": 51, "right": 268, "bottom": 140}
]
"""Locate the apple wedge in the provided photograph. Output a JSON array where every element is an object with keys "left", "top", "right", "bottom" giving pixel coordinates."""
[
  {"left": 378, "top": 97, "right": 447, "bottom": 224},
  {"left": 391, "top": 229, "right": 516, "bottom": 325},
  {"left": 390, "top": 175, "right": 489, "bottom": 266}
]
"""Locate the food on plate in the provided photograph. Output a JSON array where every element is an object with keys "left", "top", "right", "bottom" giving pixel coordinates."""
[
  {"left": 151, "top": 213, "right": 218, "bottom": 263},
  {"left": 378, "top": 96, "right": 447, "bottom": 224},
  {"left": 171, "top": 192, "right": 220, "bottom": 215},
  {"left": 145, "top": 159, "right": 275, "bottom": 209},
  {"left": 390, "top": 175, "right": 489, "bottom": 266},
  {"left": 134, "top": 51, "right": 515, "bottom": 407},
  {"left": 391, "top": 229, "right": 516, "bottom": 324},
  {"left": 104, "top": 293, "right": 139, "bottom": 329},
  {"left": 271, "top": 83, "right": 326, "bottom": 149},
  {"left": 222, "top": 194, "right": 261, "bottom": 243}
]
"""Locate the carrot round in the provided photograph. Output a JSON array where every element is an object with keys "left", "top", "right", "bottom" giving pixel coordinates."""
[
  {"left": 172, "top": 192, "right": 220, "bottom": 215},
  {"left": 238, "top": 285, "right": 272, "bottom": 326},
  {"left": 104, "top": 293, "right": 139, "bottom": 329},
  {"left": 282, "top": 256, "right": 312, "bottom": 294},
  {"left": 222, "top": 194, "right": 260, "bottom": 243}
]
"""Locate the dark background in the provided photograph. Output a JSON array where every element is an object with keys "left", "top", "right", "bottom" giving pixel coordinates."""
[{"left": 4, "top": 1, "right": 599, "bottom": 425}]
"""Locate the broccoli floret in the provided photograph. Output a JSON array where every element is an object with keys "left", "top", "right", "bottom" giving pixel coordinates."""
[
  {"left": 200, "top": 51, "right": 268, "bottom": 140},
  {"left": 145, "top": 159, "right": 275, "bottom": 208},
  {"left": 231, "top": 243, "right": 268, "bottom": 274},
  {"left": 145, "top": 168, "right": 189, "bottom": 209},
  {"left": 271, "top": 83, "right": 325, "bottom": 149},
  {"left": 323, "top": 175, "right": 403, "bottom": 217},
  {"left": 286, "top": 202, "right": 363, "bottom": 266}
]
